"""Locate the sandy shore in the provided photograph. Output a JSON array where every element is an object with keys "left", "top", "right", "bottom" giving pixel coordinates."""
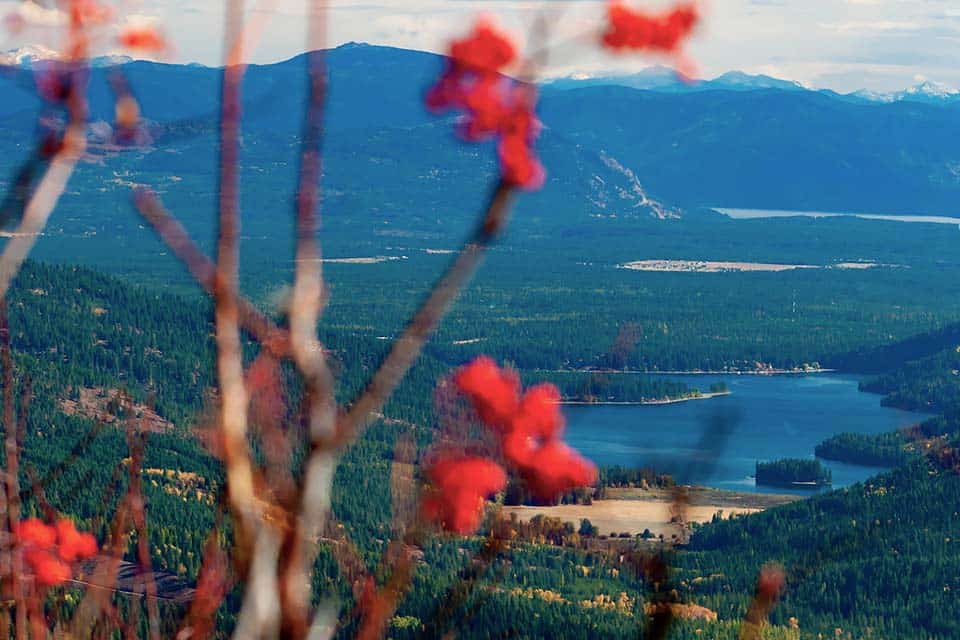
[{"left": 504, "top": 489, "right": 798, "bottom": 540}]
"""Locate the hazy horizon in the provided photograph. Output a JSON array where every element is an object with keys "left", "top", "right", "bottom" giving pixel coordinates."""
[{"left": 2, "top": 0, "right": 960, "bottom": 94}]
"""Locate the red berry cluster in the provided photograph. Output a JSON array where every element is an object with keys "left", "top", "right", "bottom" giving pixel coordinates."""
[
  {"left": 117, "top": 24, "right": 168, "bottom": 53},
  {"left": 602, "top": 2, "right": 700, "bottom": 53},
  {"left": 426, "top": 21, "right": 544, "bottom": 190},
  {"left": 422, "top": 357, "right": 597, "bottom": 534},
  {"left": 18, "top": 517, "right": 98, "bottom": 587},
  {"left": 421, "top": 457, "right": 508, "bottom": 534}
]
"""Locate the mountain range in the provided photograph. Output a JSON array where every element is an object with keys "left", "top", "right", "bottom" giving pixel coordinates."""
[
  {"left": 7, "top": 44, "right": 958, "bottom": 104},
  {"left": 545, "top": 67, "right": 806, "bottom": 94},
  {"left": 545, "top": 66, "right": 960, "bottom": 105},
  {"left": 2, "top": 42, "right": 960, "bottom": 233}
]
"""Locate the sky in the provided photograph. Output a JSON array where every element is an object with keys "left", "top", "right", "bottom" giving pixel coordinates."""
[{"left": 3, "top": 0, "right": 960, "bottom": 93}]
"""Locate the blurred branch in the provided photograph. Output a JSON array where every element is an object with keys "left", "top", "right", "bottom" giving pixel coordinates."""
[
  {"left": 0, "top": 51, "right": 89, "bottom": 300},
  {"left": 280, "top": 0, "right": 340, "bottom": 630},
  {"left": 133, "top": 189, "right": 292, "bottom": 358},
  {"left": 213, "top": 0, "right": 259, "bottom": 552},
  {"left": 419, "top": 518, "right": 511, "bottom": 639},
  {"left": 211, "top": 3, "right": 288, "bottom": 638},
  {"left": 176, "top": 519, "right": 231, "bottom": 640},
  {"left": 336, "top": 182, "right": 514, "bottom": 448},
  {"left": 355, "top": 542, "right": 416, "bottom": 640},
  {"left": 69, "top": 473, "right": 135, "bottom": 636},
  {"left": 125, "top": 415, "right": 161, "bottom": 640},
  {"left": 0, "top": 301, "right": 25, "bottom": 640},
  {"left": 0, "top": 129, "right": 85, "bottom": 301},
  {"left": 739, "top": 564, "right": 785, "bottom": 640}
]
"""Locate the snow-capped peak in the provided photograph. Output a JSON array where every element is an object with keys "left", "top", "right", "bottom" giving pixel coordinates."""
[
  {"left": 899, "top": 80, "right": 958, "bottom": 99},
  {"left": 0, "top": 45, "right": 60, "bottom": 66},
  {"left": 848, "top": 80, "right": 960, "bottom": 104},
  {"left": 850, "top": 88, "right": 895, "bottom": 103}
]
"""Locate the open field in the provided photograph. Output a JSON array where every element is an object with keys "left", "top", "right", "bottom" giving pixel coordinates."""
[
  {"left": 317, "top": 256, "right": 407, "bottom": 264},
  {"left": 618, "top": 259, "right": 893, "bottom": 273},
  {"left": 604, "top": 487, "right": 800, "bottom": 509},
  {"left": 504, "top": 489, "right": 799, "bottom": 540}
]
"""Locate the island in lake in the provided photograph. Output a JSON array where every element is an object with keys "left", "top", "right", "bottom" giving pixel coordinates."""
[{"left": 756, "top": 458, "right": 833, "bottom": 489}]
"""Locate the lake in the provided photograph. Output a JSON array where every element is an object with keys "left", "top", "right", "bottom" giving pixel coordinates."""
[
  {"left": 715, "top": 207, "right": 960, "bottom": 226},
  {"left": 564, "top": 373, "right": 931, "bottom": 495}
]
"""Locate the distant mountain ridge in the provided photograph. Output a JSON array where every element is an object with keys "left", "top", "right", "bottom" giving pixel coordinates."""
[
  {"left": 3, "top": 42, "right": 960, "bottom": 221},
  {"left": 546, "top": 67, "right": 960, "bottom": 105},
  {"left": 6, "top": 42, "right": 957, "bottom": 104},
  {"left": 544, "top": 66, "right": 807, "bottom": 94}
]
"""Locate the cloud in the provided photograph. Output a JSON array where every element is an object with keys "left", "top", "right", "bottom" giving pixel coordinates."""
[
  {"left": 8, "top": 0, "right": 67, "bottom": 27},
  {"left": 819, "top": 20, "right": 921, "bottom": 33}
]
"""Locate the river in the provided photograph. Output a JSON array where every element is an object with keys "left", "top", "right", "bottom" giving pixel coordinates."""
[{"left": 563, "top": 373, "right": 932, "bottom": 495}]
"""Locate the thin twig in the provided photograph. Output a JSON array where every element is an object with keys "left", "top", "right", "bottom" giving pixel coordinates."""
[
  {"left": 0, "top": 52, "right": 89, "bottom": 301},
  {"left": 419, "top": 521, "right": 512, "bottom": 640},
  {"left": 335, "top": 182, "right": 513, "bottom": 448},
  {"left": 213, "top": 3, "right": 289, "bottom": 637},
  {"left": 0, "top": 302, "right": 24, "bottom": 640},
  {"left": 65, "top": 439, "right": 141, "bottom": 637},
  {"left": 279, "top": 2, "right": 341, "bottom": 634},
  {"left": 175, "top": 513, "right": 232, "bottom": 640},
  {"left": 0, "top": 133, "right": 84, "bottom": 301},
  {"left": 214, "top": 0, "right": 259, "bottom": 551},
  {"left": 124, "top": 409, "right": 161, "bottom": 640},
  {"left": 355, "top": 541, "right": 417, "bottom": 640},
  {"left": 69, "top": 488, "right": 135, "bottom": 637},
  {"left": 19, "top": 420, "right": 107, "bottom": 506},
  {"left": 133, "top": 189, "right": 292, "bottom": 357}
]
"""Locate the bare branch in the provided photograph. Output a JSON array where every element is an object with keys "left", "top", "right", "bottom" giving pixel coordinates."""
[
  {"left": 69, "top": 478, "right": 135, "bottom": 637},
  {"left": 176, "top": 520, "right": 231, "bottom": 640},
  {"left": 213, "top": 0, "right": 260, "bottom": 552},
  {"left": 280, "top": 1, "right": 343, "bottom": 631},
  {"left": 738, "top": 564, "right": 785, "bottom": 640},
  {"left": 125, "top": 415, "right": 161, "bottom": 640},
  {"left": 0, "top": 301, "right": 24, "bottom": 640},
  {"left": 0, "top": 132, "right": 84, "bottom": 301},
  {"left": 336, "top": 182, "right": 514, "bottom": 447},
  {"left": 355, "top": 542, "right": 416, "bottom": 640},
  {"left": 133, "top": 189, "right": 291, "bottom": 357}
]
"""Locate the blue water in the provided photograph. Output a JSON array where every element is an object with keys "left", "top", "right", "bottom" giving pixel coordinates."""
[{"left": 564, "top": 373, "right": 932, "bottom": 495}]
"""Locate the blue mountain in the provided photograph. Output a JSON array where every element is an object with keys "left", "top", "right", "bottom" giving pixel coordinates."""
[
  {"left": 544, "top": 67, "right": 806, "bottom": 94},
  {"left": 2, "top": 42, "right": 960, "bottom": 223}
]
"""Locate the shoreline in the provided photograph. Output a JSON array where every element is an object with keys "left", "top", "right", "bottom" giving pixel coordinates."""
[
  {"left": 539, "top": 368, "right": 836, "bottom": 376},
  {"left": 643, "top": 368, "right": 836, "bottom": 375},
  {"left": 562, "top": 391, "right": 731, "bottom": 407}
]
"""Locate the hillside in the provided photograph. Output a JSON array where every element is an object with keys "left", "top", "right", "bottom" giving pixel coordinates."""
[
  {"left": 538, "top": 86, "right": 960, "bottom": 214},
  {"left": 8, "top": 260, "right": 960, "bottom": 638},
  {"left": 815, "top": 323, "right": 960, "bottom": 472},
  {"left": 684, "top": 459, "right": 960, "bottom": 639},
  {"left": 830, "top": 320, "right": 960, "bottom": 416}
]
